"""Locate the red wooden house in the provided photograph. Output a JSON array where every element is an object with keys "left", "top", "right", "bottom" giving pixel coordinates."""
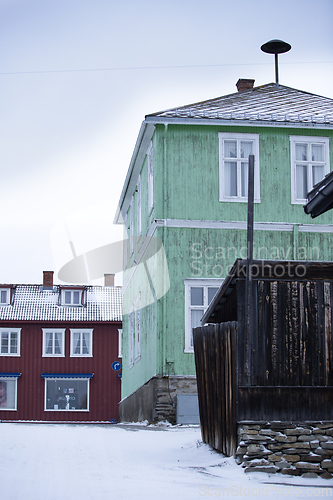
[{"left": 0, "top": 271, "right": 122, "bottom": 422}]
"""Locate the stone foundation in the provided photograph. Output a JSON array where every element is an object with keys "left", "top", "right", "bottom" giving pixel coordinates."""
[
  {"left": 236, "top": 421, "right": 333, "bottom": 478},
  {"left": 119, "top": 376, "right": 198, "bottom": 424}
]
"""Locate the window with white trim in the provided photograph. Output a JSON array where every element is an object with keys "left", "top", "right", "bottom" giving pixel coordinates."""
[
  {"left": 0, "top": 288, "right": 11, "bottom": 305},
  {"left": 137, "top": 174, "right": 142, "bottom": 235},
  {"left": 70, "top": 329, "right": 93, "bottom": 357},
  {"left": 42, "top": 329, "right": 65, "bottom": 357},
  {"left": 0, "top": 328, "right": 21, "bottom": 356},
  {"left": 118, "top": 329, "right": 122, "bottom": 358},
  {"left": 148, "top": 142, "right": 154, "bottom": 211},
  {"left": 128, "top": 311, "right": 134, "bottom": 368},
  {"left": 130, "top": 196, "right": 134, "bottom": 254},
  {"left": 135, "top": 296, "right": 141, "bottom": 362},
  {"left": 0, "top": 377, "right": 18, "bottom": 410},
  {"left": 61, "top": 289, "right": 83, "bottom": 306},
  {"left": 290, "top": 136, "right": 330, "bottom": 204},
  {"left": 219, "top": 133, "right": 260, "bottom": 202},
  {"left": 184, "top": 280, "right": 222, "bottom": 353},
  {"left": 44, "top": 377, "right": 90, "bottom": 411}
]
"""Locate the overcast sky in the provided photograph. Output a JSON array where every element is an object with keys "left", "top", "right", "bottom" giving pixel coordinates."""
[{"left": 1, "top": 0, "right": 333, "bottom": 286}]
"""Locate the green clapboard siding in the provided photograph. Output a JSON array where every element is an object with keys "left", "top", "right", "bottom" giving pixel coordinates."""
[{"left": 121, "top": 122, "right": 333, "bottom": 399}]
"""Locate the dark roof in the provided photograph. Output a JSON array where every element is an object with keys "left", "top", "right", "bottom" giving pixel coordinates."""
[
  {"left": 304, "top": 171, "right": 333, "bottom": 218},
  {"left": 0, "top": 285, "right": 122, "bottom": 322},
  {"left": 147, "top": 83, "right": 333, "bottom": 126}
]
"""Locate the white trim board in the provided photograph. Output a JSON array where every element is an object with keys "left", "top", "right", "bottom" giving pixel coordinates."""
[{"left": 154, "top": 219, "right": 333, "bottom": 233}]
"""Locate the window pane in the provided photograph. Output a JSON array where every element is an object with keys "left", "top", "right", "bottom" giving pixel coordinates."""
[
  {"left": 241, "top": 162, "right": 248, "bottom": 197},
  {"left": 0, "top": 379, "right": 16, "bottom": 410},
  {"left": 296, "top": 143, "right": 308, "bottom": 161},
  {"left": 224, "top": 140, "right": 237, "bottom": 158},
  {"left": 191, "top": 287, "right": 204, "bottom": 306},
  {"left": 64, "top": 291, "right": 71, "bottom": 304},
  {"left": 190, "top": 309, "right": 204, "bottom": 347},
  {"left": 0, "top": 290, "right": 7, "bottom": 303},
  {"left": 240, "top": 141, "right": 253, "bottom": 159},
  {"left": 10, "top": 333, "right": 17, "bottom": 354},
  {"left": 224, "top": 162, "right": 237, "bottom": 196},
  {"left": 45, "top": 332, "right": 53, "bottom": 354},
  {"left": 296, "top": 164, "right": 308, "bottom": 199},
  {"left": 208, "top": 287, "right": 219, "bottom": 304},
  {"left": 54, "top": 332, "right": 62, "bottom": 355},
  {"left": 1, "top": 332, "right": 8, "bottom": 353},
  {"left": 82, "top": 333, "right": 89, "bottom": 355},
  {"left": 73, "top": 332, "right": 81, "bottom": 354},
  {"left": 73, "top": 291, "right": 80, "bottom": 304},
  {"left": 312, "top": 144, "right": 324, "bottom": 162},
  {"left": 45, "top": 379, "right": 88, "bottom": 410},
  {"left": 312, "top": 165, "right": 324, "bottom": 187}
]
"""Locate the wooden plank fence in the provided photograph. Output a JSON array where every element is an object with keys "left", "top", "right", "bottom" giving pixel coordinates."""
[{"left": 193, "top": 321, "right": 237, "bottom": 457}]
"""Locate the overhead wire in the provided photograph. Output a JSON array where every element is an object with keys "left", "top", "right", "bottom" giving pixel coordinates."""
[{"left": 0, "top": 60, "right": 332, "bottom": 76}]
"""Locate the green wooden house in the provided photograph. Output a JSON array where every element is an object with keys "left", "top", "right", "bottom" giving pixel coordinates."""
[{"left": 114, "top": 79, "right": 333, "bottom": 423}]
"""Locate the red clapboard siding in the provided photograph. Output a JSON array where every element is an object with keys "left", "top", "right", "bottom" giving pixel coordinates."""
[{"left": 0, "top": 321, "right": 122, "bottom": 422}]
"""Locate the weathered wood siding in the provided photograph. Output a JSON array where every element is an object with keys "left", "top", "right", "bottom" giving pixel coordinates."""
[
  {"left": 193, "top": 322, "right": 237, "bottom": 456},
  {"left": 236, "top": 279, "right": 333, "bottom": 420}
]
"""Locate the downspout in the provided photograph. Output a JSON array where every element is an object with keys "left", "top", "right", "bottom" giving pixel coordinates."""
[{"left": 162, "top": 124, "right": 168, "bottom": 376}]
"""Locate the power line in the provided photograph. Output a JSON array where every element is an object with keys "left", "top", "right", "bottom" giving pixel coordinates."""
[{"left": 0, "top": 61, "right": 332, "bottom": 76}]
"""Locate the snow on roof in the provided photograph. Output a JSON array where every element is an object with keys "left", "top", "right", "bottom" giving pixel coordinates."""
[
  {"left": 0, "top": 285, "right": 122, "bottom": 322},
  {"left": 146, "top": 83, "right": 333, "bottom": 125}
]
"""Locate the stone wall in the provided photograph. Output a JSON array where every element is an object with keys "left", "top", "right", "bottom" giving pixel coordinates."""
[{"left": 236, "top": 421, "right": 333, "bottom": 478}]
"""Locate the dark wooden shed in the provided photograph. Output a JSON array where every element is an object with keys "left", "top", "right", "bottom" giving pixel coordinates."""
[{"left": 193, "top": 259, "right": 333, "bottom": 475}]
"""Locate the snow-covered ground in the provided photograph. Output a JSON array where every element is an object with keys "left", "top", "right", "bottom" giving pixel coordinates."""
[{"left": 1, "top": 422, "right": 333, "bottom": 500}]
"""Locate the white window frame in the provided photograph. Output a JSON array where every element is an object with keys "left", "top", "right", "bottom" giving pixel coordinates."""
[
  {"left": 290, "top": 136, "right": 330, "bottom": 204},
  {"left": 0, "top": 288, "right": 11, "bottom": 305},
  {"left": 0, "top": 376, "right": 18, "bottom": 410},
  {"left": 184, "top": 279, "right": 222, "bottom": 353},
  {"left": 137, "top": 174, "right": 142, "bottom": 235},
  {"left": 128, "top": 310, "right": 134, "bottom": 369},
  {"left": 148, "top": 142, "right": 154, "bottom": 212},
  {"left": 70, "top": 329, "right": 93, "bottom": 357},
  {"left": 0, "top": 328, "right": 21, "bottom": 356},
  {"left": 130, "top": 196, "right": 134, "bottom": 255},
  {"left": 134, "top": 295, "right": 141, "bottom": 362},
  {"left": 118, "top": 329, "right": 122, "bottom": 358},
  {"left": 42, "top": 329, "right": 65, "bottom": 357},
  {"left": 44, "top": 377, "right": 90, "bottom": 412},
  {"left": 61, "top": 289, "right": 83, "bottom": 306},
  {"left": 219, "top": 132, "right": 260, "bottom": 202}
]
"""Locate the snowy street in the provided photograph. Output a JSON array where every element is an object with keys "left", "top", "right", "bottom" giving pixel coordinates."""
[{"left": 1, "top": 422, "right": 333, "bottom": 500}]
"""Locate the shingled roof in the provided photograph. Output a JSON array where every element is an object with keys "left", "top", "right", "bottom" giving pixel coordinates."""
[
  {"left": 0, "top": 285, "right": 122, "bottom": 322},
  {"left": 146, "top": 83, "right": 333, "bottom": 126}
]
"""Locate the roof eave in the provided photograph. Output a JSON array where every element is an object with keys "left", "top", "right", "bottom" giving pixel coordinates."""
[
  {"left": 145, "top": 115, "right": 333, "bottom": 130},
  {"left": 114, "top": 121, "right": 155, "bottom": 225}
]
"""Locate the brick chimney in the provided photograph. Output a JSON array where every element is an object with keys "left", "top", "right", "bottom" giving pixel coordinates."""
[
  {"left": 236, "top": 79, "right": 255, "bottom": 92},
  {"left": 43, "top": 271, "right": 54, "bottom": 289},
  {"left": 104, "top": 274, "right": 115, "bottom": 286}
]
